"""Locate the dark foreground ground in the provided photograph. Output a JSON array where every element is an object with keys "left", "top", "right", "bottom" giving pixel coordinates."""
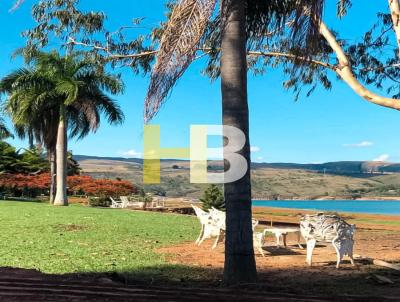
[{"left": 0, "top": 267, "right": 398, "bottom": 302}]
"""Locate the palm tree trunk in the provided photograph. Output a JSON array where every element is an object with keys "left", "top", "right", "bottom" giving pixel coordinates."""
[
  {"left": 49, "top": 148, "right": 56, "bottom": 204},
  {"left": 28, "top": 132, "right": 34, "bottom": 150},
  {"left": 53, "top": 104, "right": 68, "bottom": 206},
  {"left": 221, "top": 0, "right": 257, "bottom": 285}
]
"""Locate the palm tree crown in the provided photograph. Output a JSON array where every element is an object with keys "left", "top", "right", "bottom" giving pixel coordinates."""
[
  {"left": 1, "top": 51, "right": 124, "bottom": 134},
  {"left": 0, "top": 51, "right": 125, "bottom": 205}
]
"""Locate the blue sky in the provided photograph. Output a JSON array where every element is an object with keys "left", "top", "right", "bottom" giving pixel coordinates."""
[{"left": 1, "top": 0, "right": 399, "bottom": 163}]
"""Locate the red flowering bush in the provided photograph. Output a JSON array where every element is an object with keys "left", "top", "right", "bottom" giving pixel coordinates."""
[
  {"left": 0, "top": 173, "right": 136, "bottom": 198},
  {"left": 0, "top": 173, "right": 50, "bottom": 197},
  {"left": 68, "top": 175, "right": 137, "bottom": 198}
]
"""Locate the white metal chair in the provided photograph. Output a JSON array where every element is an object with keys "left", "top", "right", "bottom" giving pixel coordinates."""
[
  {"left": 208, "top": 207, "right": 226, "bottom": 249},
  {"left": 192, "top": 205, "right": 216, "bottom": 245},
  {"left": 192, "top": 206, "right": 262, "bottom": 253},
  {"left": 119, "top": 196, "right": 131, "bottom": 208},
  {"left": 253, "top": 232, "right": 266, "bottom": 257},
  {"left": 110, "top": 197, "right": 123, "bottom": 208}
]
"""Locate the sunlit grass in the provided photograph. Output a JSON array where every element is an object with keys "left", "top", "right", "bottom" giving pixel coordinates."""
[{"left": 0, "top": 201, "right": 199, "bottom": 279}]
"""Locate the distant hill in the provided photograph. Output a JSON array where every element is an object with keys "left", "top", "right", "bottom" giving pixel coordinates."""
[
  {"left": 74, "top": 155, "right": 188, "bottom": 165},
  {"left": 75, "top": 155, "right": 400, "bottom": 174},
  {"left": 253, "top": 161, "right": 400, "bottom": 174},
  {"left": 75, "top": 155, "right": 400, "bottom": 200}
]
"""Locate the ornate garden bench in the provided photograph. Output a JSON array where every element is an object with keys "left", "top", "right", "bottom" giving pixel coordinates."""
[{"left": 300, "top": 213, "right": 356, "bottom": 268}]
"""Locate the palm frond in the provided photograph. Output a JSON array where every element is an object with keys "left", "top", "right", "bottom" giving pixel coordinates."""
[
  {"left": 94, "top": 93, "right": 124, "bottom": 125},
  {"left": 55, "top": 79, "right": 80, "bottom": 105},
  {"left": 144, "top": 0, "right": 217, "bottom": 122},
  {"left": 0, "top": 68, "right": 33, "bottom": 93},
  {"left": 67, "top": 105, "right": 96, "bottom": 140},
  {"left": 77, "top": 88, "right": 124, "bottom": 125},
  {"left": 76, "top": 71, "right": 124, "bottom": 95},
  {"left": 0, "top": 117, "right": 12, "bottom": 139},
  {"left": 289, "top": 0, "right": 325, "bottom": 54}
]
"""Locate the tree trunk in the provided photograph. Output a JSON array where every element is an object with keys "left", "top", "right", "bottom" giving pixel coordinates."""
[
  {"left": 389, "top": 0, "right": 400, "bottom": 55},
  {"left": 221, "top": 0, "right": 257, "bottom": 285},
  {"left": 49, "top": 148, "right": 56, "bottom": 204},
  {"left": 28, "top": 132, "right": 34, "bottom": 150},
  {"left": 53, "top": 104, "right": 68, "bottom": 206}
]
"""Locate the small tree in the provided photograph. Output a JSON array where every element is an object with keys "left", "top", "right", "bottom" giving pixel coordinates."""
[
  {"left": 200, "top": 184, "right": 225, "bottom": 211},
  {"left": 67, "top": 151, "right": 81, "bottom": 176}
]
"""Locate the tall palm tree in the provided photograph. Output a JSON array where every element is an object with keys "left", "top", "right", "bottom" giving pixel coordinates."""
[
  {"left": 5, "top": 96, "right": 84, "bottom": 202},
  {"left": 145, "top": 0, "right": 324, "bottom": 284},
  {"left": 0, "top": 51, "right": 124, "bottom": 205}
]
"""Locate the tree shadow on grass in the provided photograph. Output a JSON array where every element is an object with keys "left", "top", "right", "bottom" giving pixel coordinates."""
[
  {"left": 2, "top": 199, "right": 44, "bottom": 204},
  {"left": 109, "top": 264, "right": 223, "bottom": 287},
  {"left": 0, "top": 265, "right": 222, "bottom": 288}
]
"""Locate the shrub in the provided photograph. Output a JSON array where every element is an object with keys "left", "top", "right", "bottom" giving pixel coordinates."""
[
  {"left": 200, "top": 184, "right": 225, "bottom": 211},
  {"left": 0, "top": 173, "right": 50, "bottom": 197},
  {"left": 88, "top": 196, "right": 111, "bottom": 207},
  {"left": 71, "top": 177, "right": 136, "bottom": 198},
  {"left": 144, "top": 185, "right": 167, "bottom": 196}
]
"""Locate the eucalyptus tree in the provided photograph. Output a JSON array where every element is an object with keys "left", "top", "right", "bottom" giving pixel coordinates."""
[
  {"left": 14, "top": 0, "right": 400, "bottom": 108},
  {"left": 236, "top": 0, "right": 400, "bottom": 107},
  {"left": 0, "top": 51, "right": 125, "bottom": 205}
]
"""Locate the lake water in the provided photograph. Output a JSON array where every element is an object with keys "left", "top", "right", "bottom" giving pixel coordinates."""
[{"left": 252, "top": 200, "right": 400, "bottom": 215}]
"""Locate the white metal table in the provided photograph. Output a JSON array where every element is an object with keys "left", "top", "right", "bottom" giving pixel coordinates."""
[{"left": 263, "top": 227, "right": 303, "bottom": 249}]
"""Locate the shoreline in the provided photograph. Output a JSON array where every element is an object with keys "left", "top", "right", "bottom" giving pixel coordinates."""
[
  {"left": 252, "top": 206, "right": 400, "bottom": 231},
  {"left": 252, "top": 196, "right": 400, "bottom": 201},
  {"left": 252, "top": 199, "right": 400, "bottom": 216},
  {"left": 252, "top": 204, "right": 400, "bottom": 216}
]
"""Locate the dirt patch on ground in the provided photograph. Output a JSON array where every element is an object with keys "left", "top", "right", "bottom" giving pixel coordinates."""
[
  {"left": 158, "top": 228, "right": 400, "bottom": 298},
  {"left": 53, "top": 223, "right": 89, "bottom": 232}
]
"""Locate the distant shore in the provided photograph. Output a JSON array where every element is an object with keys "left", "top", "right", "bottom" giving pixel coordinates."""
[
  {"left": 252, "top": 206, "right": 400, "bottom": 231},
  {"left": 252, "top": 196, "right": 400, "bottom": 201}
]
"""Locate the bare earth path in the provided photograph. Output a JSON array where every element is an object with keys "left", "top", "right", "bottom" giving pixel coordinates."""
[{"left": 158, "top": 230, "right": 400, "bottom": 300}]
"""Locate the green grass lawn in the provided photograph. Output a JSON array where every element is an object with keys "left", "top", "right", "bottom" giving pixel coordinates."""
[
  {"left": 352, "top": 218, "right": 400, "bottom": 226},
  {"left": 0, "top": 201, "right": 205, "bottom": 281}
]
